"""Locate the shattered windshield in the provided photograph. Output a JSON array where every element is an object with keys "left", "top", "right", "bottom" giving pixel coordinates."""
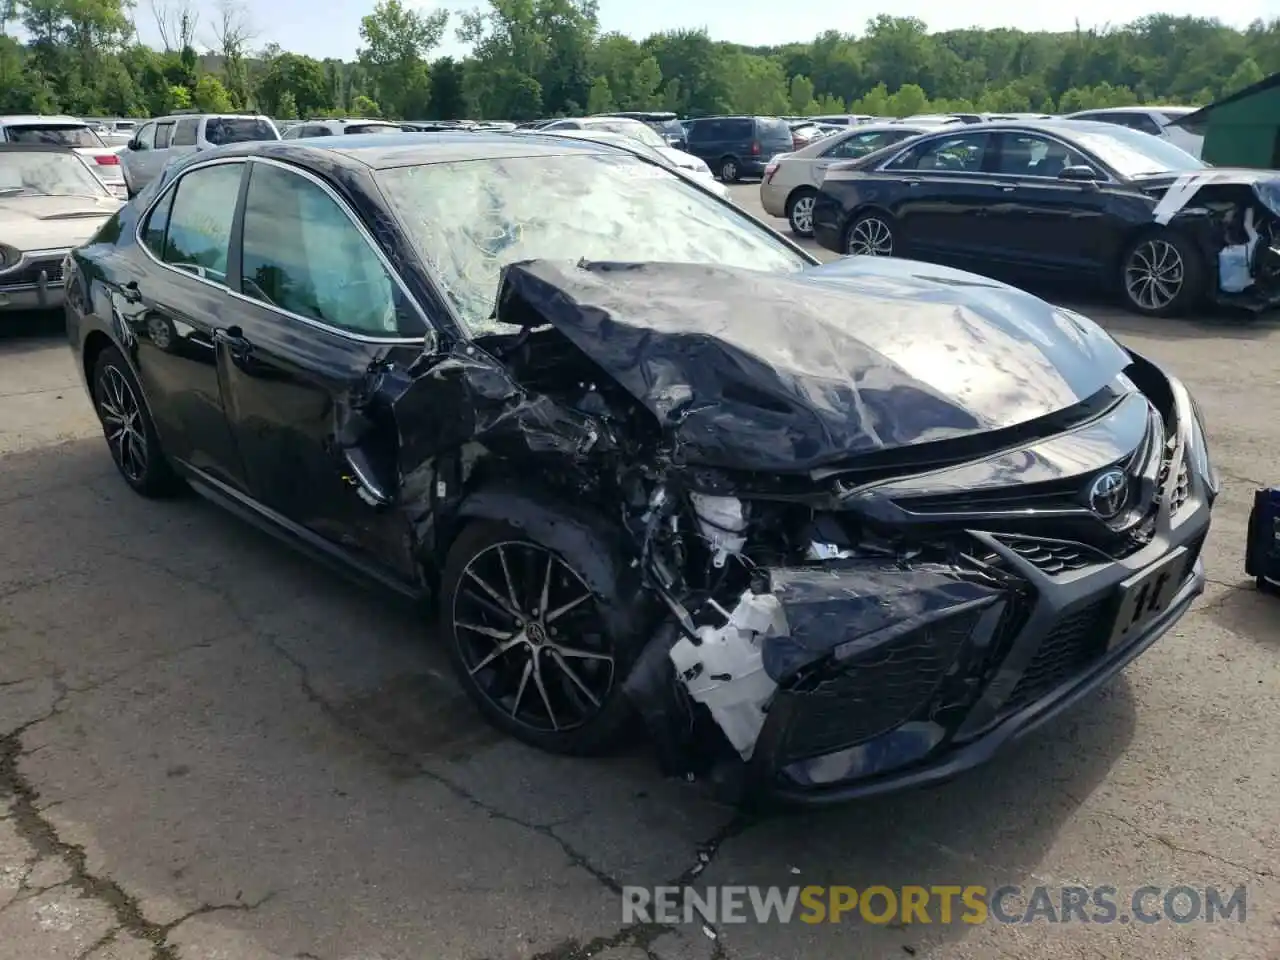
[{"left": 376, "top": 153, "right": 810, "bottom": 334}]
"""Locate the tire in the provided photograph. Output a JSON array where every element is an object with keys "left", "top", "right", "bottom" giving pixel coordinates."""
[
  {"left": 844, "top": 211, "right": 897, "bottom": 257},
  {"left": 787, "top": 189, "right": 817, "bottom": 238},
  {"left": 1120, "top": 229, "right": 1205, "bottom": 318},
  {"left": 718, "top": 156, "right": 739, "bottom": 183},
  {"left": 91, "top": 346, "right": 182, "bottom": 497},
  {"left": 439, "top": 520, "right": 644, "bottom": 755}
]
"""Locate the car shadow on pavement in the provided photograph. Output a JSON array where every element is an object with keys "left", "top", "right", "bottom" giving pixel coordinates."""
[
  {"left": 1204, "top": 578, "right": 1280, "bottom": 652},
  {"left": 0, "top": 437, "right": 1140, "bottom": 960}
]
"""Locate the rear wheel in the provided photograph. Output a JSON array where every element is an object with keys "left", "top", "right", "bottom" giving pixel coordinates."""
[
  {"left": 92, "top": 346, "right": 181, "bottom": 497},
  {"left": 787, "top": 189, "right": 817, "bottom": 237},
  {"left": 1120, "top": 230, "right": 1205, "bottom": 317},
  {"left": 440, "top": 521, "right": 642, "bottom": 755},
  {"left": 844, "top": 211, "right": 897, "bottom": 257},
  {"left": 718, "top": 156, "right": 739, "bottom": 183}
]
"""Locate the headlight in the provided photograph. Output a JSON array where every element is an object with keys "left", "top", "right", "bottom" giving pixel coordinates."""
[{"left": 1189, "top": 404, "right": 1218, "bottom": 496}]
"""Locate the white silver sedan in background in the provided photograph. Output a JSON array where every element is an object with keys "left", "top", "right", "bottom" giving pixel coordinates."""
[
  {"left": 525, "top": 126, "right": 727, "bottom": 198},
  {"left": 760, "top": 122, "right": 940, "bottom": 236},
  {"left": 0, "top": 144, "right": 122, "bottom": 312}
]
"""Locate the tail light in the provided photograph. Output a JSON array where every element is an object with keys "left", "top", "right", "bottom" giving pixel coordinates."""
[
  {"left": 750, "top": 141, "right": 761, "bottom": 156},
  {"left": 94, "top": 154, "right": 120, "bottom": 166},
  {"left": 763, "top": 159, "right": 781, "bottom": 184}
]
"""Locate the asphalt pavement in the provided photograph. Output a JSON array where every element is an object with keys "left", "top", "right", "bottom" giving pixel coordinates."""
[{"left": 0, "top": 183, "right": 1277, "bottom": 960}]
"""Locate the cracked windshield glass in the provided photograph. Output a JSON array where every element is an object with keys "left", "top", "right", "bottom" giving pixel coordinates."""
[{"left": 376, "top": 153, "right": 809, "bottom": 334}]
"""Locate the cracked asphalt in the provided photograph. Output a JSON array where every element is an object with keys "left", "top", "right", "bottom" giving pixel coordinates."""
[{"left": 1, "top": 184, "right": 1278, "bottom": 960}]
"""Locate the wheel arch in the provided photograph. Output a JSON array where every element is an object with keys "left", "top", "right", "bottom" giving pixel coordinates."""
[
  {"left": 81, "top": 329, "right": 119, "bottom": 394},
  {"left": 432, "top": 479, "right": 651, "bottom": 637}
]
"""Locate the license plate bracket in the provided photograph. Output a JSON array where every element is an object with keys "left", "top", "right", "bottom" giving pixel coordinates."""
[{"left": 1108, "top": 548, "right": 1187, "bottom": 651}]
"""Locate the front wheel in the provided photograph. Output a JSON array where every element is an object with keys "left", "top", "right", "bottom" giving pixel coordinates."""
[
  {"left": 1120, "top": 231, "right": 1205, "bottom": 317},
  {"left": 787, "top": 189, "right": 817, "bottom": 238},
  {"left": 440, "top": 521, "right": 641, "bottom": 755},
  {"left": 844, "top": 212, "right": 897, "bottom": 257}
]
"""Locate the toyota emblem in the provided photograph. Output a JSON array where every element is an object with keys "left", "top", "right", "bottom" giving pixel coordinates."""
[{"left": 1088, "top": 469, "right": 1129, "bottom": 520}]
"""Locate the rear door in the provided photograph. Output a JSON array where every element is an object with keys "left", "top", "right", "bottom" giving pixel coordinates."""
[
  {"left": 168, "top": 116, "right": 200, "bottom": 163},
  {"left": 120, "top": 159, "right": 250, "bottom": 489},
  {"left": 877, "top": 130, "right": 1002, "bottom": 261},
  {"left": 215, "top": 158, "right": 428, "bottom": 580}
]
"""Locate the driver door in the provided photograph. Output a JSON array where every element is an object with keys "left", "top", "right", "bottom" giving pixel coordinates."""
[{"left": 215, "top": 158, "right": 430, "bottom": 583}]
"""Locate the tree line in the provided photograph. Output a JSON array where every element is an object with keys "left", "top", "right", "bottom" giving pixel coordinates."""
[{"left": 0, "top": 0, "right": 1275, "bottom": 123}]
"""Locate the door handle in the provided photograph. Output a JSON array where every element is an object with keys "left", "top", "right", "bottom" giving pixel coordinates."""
[
  {"left": 1000, "top": 185, "right": 1016, "bottom": 192},
  {"left": 121, "top": 280, "right": 142, "bottom": 304},
  {"left": 214, "top": 325, "right": 252, "bottom": 357},
  {"left": 902, "top": 177, "right": 922, "bottom": 187}
]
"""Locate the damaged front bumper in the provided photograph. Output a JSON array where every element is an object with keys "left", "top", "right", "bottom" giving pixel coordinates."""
[{"left": 722, "top": 510, "right": 1209, "bottom": 807}]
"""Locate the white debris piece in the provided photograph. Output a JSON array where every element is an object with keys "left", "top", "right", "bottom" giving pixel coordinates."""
[
  {"left": 688, "top": 493, "right": 747, "bottom": 567},
  {"left": 1218, "top": 207, "right": 1259, "bottom": 294},
  {"left": 668, "top": 589, "right": 786, "bottom": 758}
]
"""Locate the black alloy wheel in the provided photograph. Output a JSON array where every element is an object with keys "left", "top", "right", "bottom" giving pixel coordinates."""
[
  {"left": 787, "top": 189, "right": 817, "bottom": 238},
  {"left": 1120, "top": 230, "right": 1204, "bottom": 317},
  {"left": 441, "top": 522, "right": 634, "bottom": 755},
  {"left": 92, "top": 346, "right": 181, "bottom": 497},
  {"left": 845, "top": 212, "right": 896, "bottom": 257},
  {"left": 719, "top": 157, "right": 739, "bottom": 183}
]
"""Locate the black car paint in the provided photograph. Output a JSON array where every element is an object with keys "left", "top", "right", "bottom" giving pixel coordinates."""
[
  {"left": 67, "top": 134, "right": 1214, "bottom": 806},
  {"left": 812, "top": 121, "right": 1280, "bottom": 310},
  {"left": 496, "top": 259, "right": 1132, "bottom": 472}
]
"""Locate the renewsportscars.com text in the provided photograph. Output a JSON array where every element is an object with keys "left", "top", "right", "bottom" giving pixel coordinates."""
[{"left": 622, "top": 884, "right": 1248, "bottom": 926}]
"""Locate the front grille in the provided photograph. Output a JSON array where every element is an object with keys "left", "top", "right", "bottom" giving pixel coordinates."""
[
  {"left": 1000, "top": 600, "right": 1110, "bottom": 715},
  {"left": 779, "top": 608, "right": 981, "bottom": 762},
  {"left": 0, "top": 255, "right": 64, "bottom": 288},
  {"left": 996, "top": 535, "right": 1109, "bottom": 575}
]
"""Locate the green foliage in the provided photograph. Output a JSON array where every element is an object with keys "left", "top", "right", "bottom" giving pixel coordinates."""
[{"left": 3, "top": 4, "right": 1279, "bottom": 125}]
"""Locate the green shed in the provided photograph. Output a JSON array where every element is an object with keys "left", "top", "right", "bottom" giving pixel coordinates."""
[{"left": 1174, "top": 72, "right": 1280, "bottom": 168}]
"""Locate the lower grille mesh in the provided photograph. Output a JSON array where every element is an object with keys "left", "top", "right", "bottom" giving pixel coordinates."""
[
  {"left": 1001, "top": 600, "right": 1110, "bottom": 714},
  {"left": 0, "top": 256, "right": 64, "bottom": 288},
  {"left": 780, "top": 609, "right": 981, "bottom": 762}
]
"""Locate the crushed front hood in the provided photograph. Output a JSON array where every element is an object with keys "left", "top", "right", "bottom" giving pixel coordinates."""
[{"left": 494, "top": 259, "right": 1130, "bottom": 472}]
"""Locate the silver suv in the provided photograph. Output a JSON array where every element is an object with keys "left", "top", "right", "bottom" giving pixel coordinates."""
[{"left": 121, "top": 113, "right": 279, "bottom": 197}]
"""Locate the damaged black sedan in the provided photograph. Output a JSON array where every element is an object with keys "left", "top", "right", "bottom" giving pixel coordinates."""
[
  {"left": 66, "top": 133, "right": 1218, "bottom": 805},
  {"left": 811, "top": 120, "right": 1280, "bottom": 316}
]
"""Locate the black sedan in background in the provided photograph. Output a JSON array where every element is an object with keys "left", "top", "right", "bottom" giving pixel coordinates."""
[
  {"left": 66, "top": 133, "right": 1214, "bottom": 805},
  {"left": 812, "top": 120, "right": 1280, "bottom": 316}
]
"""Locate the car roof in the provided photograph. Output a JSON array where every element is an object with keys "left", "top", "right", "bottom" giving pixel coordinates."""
[
  {"left": 191, "top": 131, "right": 618, "bottom": 172},
  {"left": 0, "top": 115, "right": 88, "bottom": 126}
]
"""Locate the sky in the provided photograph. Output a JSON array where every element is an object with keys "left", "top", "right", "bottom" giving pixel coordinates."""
[{"left": 132, "top": 0, "right": 1280, "bottom": 63}]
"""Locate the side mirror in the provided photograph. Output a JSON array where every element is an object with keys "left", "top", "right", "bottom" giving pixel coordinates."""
[
  {"left": 128, "top": 139, "right": 143, "bottom": 151},
  {"left": 1058, "top": 164, "right": 1100, "bottom": 182}
]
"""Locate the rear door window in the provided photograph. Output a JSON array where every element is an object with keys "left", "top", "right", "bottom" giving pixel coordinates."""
[
  {"left": 172, "top": 117, "right": 199, "bottom": 147},
  {"left": 824, "top": 130, "right": 902, "bottom": 159},
  {"left": 756, "top": 118, "right": 792, "bottom": 142},
  {"left": 159, "top": 162, "right": 244, "bottom": 284},
  {"left": 5, "top": 124, "right": 104, "bottom": 147},
  {"left": 204, "top": 117, "right": 277, "bottom": 145},
  {"left": 885, "top": 131, "right": 991, "bottom": 172}
]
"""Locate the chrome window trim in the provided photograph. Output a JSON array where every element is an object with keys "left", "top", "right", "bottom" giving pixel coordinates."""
[
  {"left": 133, "top": 154, "right": 429, "bottom": 346},
  {"left": 875, "top": 128, "right": 1119, "bottom": 184}
]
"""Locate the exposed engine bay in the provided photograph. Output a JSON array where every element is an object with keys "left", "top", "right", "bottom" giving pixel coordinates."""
[
  {"left": 338, "top": 258, "right": 1214, "bottom": 802},
  {"left": 1150, "top": 170, "right": 1280, "bottom": 308}
]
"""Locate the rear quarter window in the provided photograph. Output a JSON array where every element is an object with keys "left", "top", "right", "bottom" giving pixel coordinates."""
[{"left": 757, "top": 118, "right": 792, "bottom": 140}]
